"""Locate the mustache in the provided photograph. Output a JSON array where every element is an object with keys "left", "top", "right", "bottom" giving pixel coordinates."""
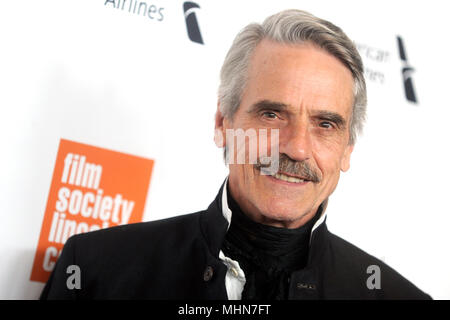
[{"left": 255, "top": 153, "right": 322, "bottom": 183}]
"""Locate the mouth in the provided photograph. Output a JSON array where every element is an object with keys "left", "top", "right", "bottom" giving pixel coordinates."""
[{"left": 268, "top": 171, "right": 311, "bottom": 184}]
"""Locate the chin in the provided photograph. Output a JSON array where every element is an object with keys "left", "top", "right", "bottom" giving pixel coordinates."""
[{"left": 259, "top": 201, "right": 310, "bottom": 224}]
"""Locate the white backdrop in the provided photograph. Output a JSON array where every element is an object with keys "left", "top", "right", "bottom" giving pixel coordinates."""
[{"left": 1, "top": 0, "right": 449, "bottom": 299}]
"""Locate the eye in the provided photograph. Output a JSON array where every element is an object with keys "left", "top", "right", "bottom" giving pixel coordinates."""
[
  {"left": 261, "top": 111, "right": 278, "bottom": 119},
  {"left": 319, "top": 121, "right": 334, "bottom": 129}
]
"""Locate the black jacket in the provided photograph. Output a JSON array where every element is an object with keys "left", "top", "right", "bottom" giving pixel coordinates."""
[{"left": 40, "top": 182, "right": 431, "bottom": 300}]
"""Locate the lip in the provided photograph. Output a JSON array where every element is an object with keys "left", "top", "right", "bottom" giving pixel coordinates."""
[
  {"left": 277, "top": 171, "right": 310, "bottom": 181},
  {"left": 265, "top": 173, "right": 310, "bottom": 187}
]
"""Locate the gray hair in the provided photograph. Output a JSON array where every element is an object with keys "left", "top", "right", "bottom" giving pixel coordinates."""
[{"left": 218, "top": 9, "right": 367, "bottom": 145}]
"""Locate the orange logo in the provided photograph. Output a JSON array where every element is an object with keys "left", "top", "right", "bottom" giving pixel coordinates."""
[{"left": 30, "top": 139, "right": 154, "bottom": 283}]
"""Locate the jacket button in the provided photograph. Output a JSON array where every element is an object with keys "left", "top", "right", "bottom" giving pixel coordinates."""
[
  {"left": 203, "top": 266, "right": 214, "bottom": 282},
  {"left": 297, "top": 283, "right": 316, "bottom": 290}
]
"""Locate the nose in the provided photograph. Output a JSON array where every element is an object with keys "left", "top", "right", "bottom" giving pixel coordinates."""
[{"left": 280, "top": 122, "right": 313, "bottom": 162}]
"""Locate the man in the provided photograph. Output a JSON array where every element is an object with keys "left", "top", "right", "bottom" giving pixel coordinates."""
[{"left": 41, "top": 9, "right": 431, "bottom": 300}]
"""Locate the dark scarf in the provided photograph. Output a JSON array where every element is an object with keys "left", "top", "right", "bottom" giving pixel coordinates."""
[{"left": 221, "top": 185, "right": 322, "bottom": 300}]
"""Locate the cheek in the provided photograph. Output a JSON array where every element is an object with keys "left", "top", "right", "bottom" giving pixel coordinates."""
[
  {"left": 313, "top": 142, "right": 345, "bottom": 180},
  {"left": 229, "top": 163, "right": 257, "bottom": 188}
]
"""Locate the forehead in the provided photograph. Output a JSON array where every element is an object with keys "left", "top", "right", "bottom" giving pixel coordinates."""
[{"left": 242, "top": 39, "right": 354, "bottom": 117}]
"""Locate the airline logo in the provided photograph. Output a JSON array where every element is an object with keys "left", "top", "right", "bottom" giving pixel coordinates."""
[
  {"left": 397, "top": 36, "right": 418, "bottom": 103},
  {"left": 30, "top": 139, "right": 154, "bottom": 283},
  {"left": 183, "top": 2, "right": 204, "bottom": 44}
]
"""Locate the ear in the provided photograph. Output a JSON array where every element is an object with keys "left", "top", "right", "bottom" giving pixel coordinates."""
[
  {"left": 340, "top": 144, "right": 354, "bottom": 172},
  {"left": 214, "top": 102, "right": 226, "bottom": 148}
]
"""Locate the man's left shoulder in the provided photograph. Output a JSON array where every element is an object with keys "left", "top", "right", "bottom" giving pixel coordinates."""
[{"left": 324, "top": 231, "right": 432, "bottom": 299}]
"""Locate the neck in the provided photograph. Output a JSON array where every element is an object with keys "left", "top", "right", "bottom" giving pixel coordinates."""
[{"left": 224, "top": 187, "right": 323, "bottom": 271}]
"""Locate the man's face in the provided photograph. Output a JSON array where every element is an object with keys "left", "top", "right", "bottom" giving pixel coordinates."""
[{"left": 216, "top": 40, "right": 355, "bottom": 229}]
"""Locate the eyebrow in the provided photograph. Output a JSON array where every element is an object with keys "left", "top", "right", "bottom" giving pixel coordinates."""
[
  {"left": 312, "top": 110, "right": 347, "bottom": 129},
  {"left": 247, "top": 100, "right": 288, "bottom": 114}
]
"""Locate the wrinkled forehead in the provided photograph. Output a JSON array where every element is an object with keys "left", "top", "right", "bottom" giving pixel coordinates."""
[{"left": 242, "top": 39, "right": 355, "bottom": 119}]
